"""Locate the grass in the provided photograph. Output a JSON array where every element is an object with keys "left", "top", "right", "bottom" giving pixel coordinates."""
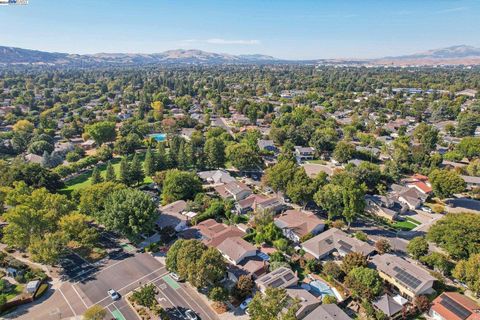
[
  {"left": 406, "top": 217, "right": 421, "bottom": 225},
  {"left": 60, "top": 153, "right": 153, "bottom": 194},
  {"left": 392, "top": 220, "right": 417, "bottom": 231},
  {"left": 306, "top": 159, "right": 326, "bottom": 164}
]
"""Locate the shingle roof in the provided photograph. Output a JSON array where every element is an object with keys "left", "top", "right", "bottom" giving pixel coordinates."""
[
  {"left": 216, "top": 237, "right": 256, "bottom": 263},
  {"left": 275, "top": 210, "right": 325, "bottom": 238},
  {"left": 373, "top": 294, "right": 403, "bottom": 316},
  {"left": 303, "top": 304, "right": 352, "bottom": 320}
]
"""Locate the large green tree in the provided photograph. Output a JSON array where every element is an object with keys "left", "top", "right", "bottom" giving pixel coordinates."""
[
  {"left": 429, "top": 169, "right": 466, "bottom": 198},
  {"left": 161, "top": 169, "right": 202, "bottom": 204},
  {"left": 344, "top": 267, "right": 383, "bottom": 300},
  {"left": 85, "top": 121, "right": 116, "bottom": 145}
]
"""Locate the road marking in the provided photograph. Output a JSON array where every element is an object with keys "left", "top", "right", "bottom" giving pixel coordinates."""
[
  {"left": 178, "top": 284, "right": 216, "bottom": 320},
  {"left": 162, "top": 274, "right": 180, "bottom": 290},
  {"left": 110, "top": 305, "right": 127, "bottom": 320},
  {"left": 153, "top": 282, "right": 183, "bottom": 315},
  {"left": 93, "top": 268, "right": 168, "bottom": 306},
  {"left": 71, "top": 283, "right": 89, "bottom": 308},
  {"left": 58, "top": 287, "right": 77, "bottom": 317}
]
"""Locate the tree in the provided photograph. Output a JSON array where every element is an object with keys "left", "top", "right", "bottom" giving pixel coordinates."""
[
  {"left": 28, "top": 140, "right": 54, "bottom": 156},
  {"left": 105, "top": 161, "right": 116, "bottom": 181},
  {"left": 232, "top": 275, "right": 254, "bottom": 300},
  {"left": 28, "top": 232, "right": 65, "bottom": 265},
  {"left": 375, "top": 239, "right": 392, "bottom": 254},
  {"left": 90, "top": 167, "right": 103, "bottom": 185},
  {"left": 263, "top": 160, "right": 297, "bottom": 192},
  {"left": 85, "top": 121, "right": 116, "bottom": 145},
  {"left": 190, "top": 247, "right": 227, "bottom": 288},
  {"left": 83, "top": 305, "right": 107, "bottom": 320},
  {"left": 144, "top": 148, "right": 156, "bottom": 177},
  {"left": 102, "top": 188, "right": 157, "bottom": 239},
  {"left": 248, "top": 288, "right": 290, "bottom": 320},
  {"left": 131, "top": 284, "right": 158, "bottom": 308},
  {"left": 457, "top": 137, "right": 480, "bottom": 159},
  {"left": 114, "top": 133, "right": 143, "bottom": 155},
  {"left": 310, "top": 127, "right": 338, "bottom": 154},
  {"left": 427, "top": 213, "right": 480, "bottom": 260},
  {"left": 420, "top": 252, "right": 453, "bottom": 275},
  {"left": 130, "top": 154, "right": 145, "bottom": 186},
  {"left": 429, "top": 169, "right": 466, "bottom": 198},
  {"left": 166, "top": 239, "right": 186, "bottom": 273},
  {"left": 0, "top": 160, "right": 63, "bottom": 192},
  {"left": 204, "top": 137, "right": 226, "bottom": 169},
  {"left": 119, "top": 157, "right": 130, "bottom": 185},
  {"left": 161, "top": 169, "right": 202, "bottom": 204},
  {"left": 413, "top": 123, "right": 439, "bottom": 152},
  {"left": 333, "top": 141, "right": 355, "bottom": 163},
  {"left": 314, "top": 184, "right": 344, "bottom": 219},
  {"left": 78, "top": 181, "right": 125, "bottom": 217},
  {"left": 341, "top": 252, "right": 368, "bottom": 274},
  {"left": 226, "top": 143, "right": 262, "bottom": 171},
  {"left": 414, "top": 295, "right": 430, "bottom": 313},
  {"left": 285, "top": 168, "right": 316, "bottom": 207},
  {"left": 344, "top": 267, "right": 383, "bottom": 300},
  {"left": 453, "top": 254, "right": 480, "bottom": 296},
  {"left": 59, "top": 212, "right": 98, "bottom": 249},
  {"left": 323, "top": 261, "right": 344, "bottom": 280},
  {"left": 407, "top": 237, "right": 429, "bottom": 260},
  {"left": 209, "top": 286, "right": 229, "bottom": 303}
]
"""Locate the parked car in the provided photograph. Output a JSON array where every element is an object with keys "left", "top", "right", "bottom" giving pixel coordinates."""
[
  {"left": 170, "top": 272, "right": 181, "bottom": 282},
  {"left": 240, "top": 297, "right": 252, "bottom": 310},
  {"left": 185, "top": 309, "right": 198, "bottom": 320},
  {"left": 107, "top": 289, "right": 120, "bottom": 301},
  {"left": 421, "top": 206, "right": 432, "bottom": 213}
]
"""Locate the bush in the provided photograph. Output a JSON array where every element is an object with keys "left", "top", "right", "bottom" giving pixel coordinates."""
[
  {"left": 322, "top": 295, "right": 337, "bottom": 304},
  {"left": 34, "top": 283, "right": 48, "bottom": 299},
  {"left": 355, "top": 231, "right": 368, "bottom": 242}
]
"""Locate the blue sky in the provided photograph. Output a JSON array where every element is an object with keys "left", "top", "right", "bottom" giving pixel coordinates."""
[{"left": 0, "top": 0, "right": 479, "bottom": 59}]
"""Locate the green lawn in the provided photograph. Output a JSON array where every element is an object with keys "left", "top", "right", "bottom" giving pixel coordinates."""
[
  {"left": 392, "top": 220, "right": 417, "bottom": 231},
  {"left": 60, "top": 154, "right": 153, "bottom": 194}
]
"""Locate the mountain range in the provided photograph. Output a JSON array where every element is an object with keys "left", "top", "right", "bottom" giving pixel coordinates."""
[{"left": 1, "top": 45, "right": 480, "bottom": 66}]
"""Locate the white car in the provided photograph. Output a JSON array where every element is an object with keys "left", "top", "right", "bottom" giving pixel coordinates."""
[
  {"left": 107, "top": 289, "right": 120, "bottom": 301},
  {"left": 170, "top": 272, "right": 181, "bottom": 282},
  {"left": 185, "top": 309, "right": 198, "bottom": 320},
  {"left": 421, "top": 206, "right": 432, "bottom": 213},
  {"left": 240, "top": 297, "right": 252, "bottom": 310}
]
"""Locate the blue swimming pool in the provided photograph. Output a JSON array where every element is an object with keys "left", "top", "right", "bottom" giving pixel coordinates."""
[
  {"left": 149, "top": 133, "right": 166, "bottom": 142},
  {"left": 309, "top": 279, "right": 335, "bottom": 298}
]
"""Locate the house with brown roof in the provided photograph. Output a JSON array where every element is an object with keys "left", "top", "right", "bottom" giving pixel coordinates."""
[
  {"left": 216, "top": 237, "right": 257, "bottom": 265},
  {"left": 157, "top": 200, "right": 189, "bottom": 232},
  {"left": 301, "top": 228, "right": 375, "bottom": 260},
  {"left": 430, "top": 292, "right": 480, "bottom": 320},
  {"left": 255, "top": 267, "right": 298, "bottom": 293},
  {"left": 403, "top": 174, "right": 433, "bottom": 195},
  {"left": 254, "top": 196, "right": 284, "bottom": 214},
  {"left": 214, "top": 181, "right": 252, "bottom": 201},
  {"left": 192, "top": 219, "right": 245, "bottom": 247},
  {"left": 371, "top": 254, "right": 436, "bottom": 298},
  {"left": 274, "top": 210, "right": 325, "bottom": 243}
]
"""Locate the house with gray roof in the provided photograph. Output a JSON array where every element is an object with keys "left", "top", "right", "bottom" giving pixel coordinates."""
[
  {"left": 373, "top": 294, "right": 403, "bottom": 318},
  {"left": 303, "top": 304, "right": 352, "bottom": 320},
  {"left": 255, "top": 267, "right": 298, "bottom": 293},
  {"left": 301, "top": 228, "right": 375, "bottom": 260}
]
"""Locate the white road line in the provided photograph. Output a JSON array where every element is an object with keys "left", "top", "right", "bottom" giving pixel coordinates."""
[
  {"left": 153, "top": 282, "right": 183, "bottom": 316},
  {"left": 58, "top": 287, "right": 77, "bottom": 317},
  {"left": 93, "top": 268, "right": 168, "bottom": 306},
  {"left": 71, "top": 283, "right": 89, "bottom": 309},
  {"left": 168, "top": 283, "right": 214, "bottom": 320},
  {"left": 179, "top": 285, "right": 215, "bottom": 320}
]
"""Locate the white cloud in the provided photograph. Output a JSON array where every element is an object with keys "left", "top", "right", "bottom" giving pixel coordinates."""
[{"left": 181, "top": 38, "right": 261, "bottom": 45}]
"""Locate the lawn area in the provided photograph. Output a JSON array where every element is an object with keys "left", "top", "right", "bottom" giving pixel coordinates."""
[
  {"left": 306, "top": 159, "right": 326, "bottom": 164},
  {"left": 392, "top": 219, "right": 417, "bottom": 231},
  {"left": 60, "top": 153, "right": 153, "bottom": 194}
]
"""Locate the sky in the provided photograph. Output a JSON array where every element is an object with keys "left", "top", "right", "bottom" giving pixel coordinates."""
[{"left": 0, "top": 0, "right": 479, "bottom": 60}]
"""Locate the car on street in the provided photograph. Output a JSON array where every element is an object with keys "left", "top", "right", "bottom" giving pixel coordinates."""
[
  {"left": 107, "top": 289, "right": 120, "bottom": 301},
  {"left": 170, "top": 272, "right": 181, "bottom": 282},
  {"left": 185, "top": 309, "right": 199, "bottom": 320},
  {"left": 240, "top": 297, "right": 252, "bottom": 310}
]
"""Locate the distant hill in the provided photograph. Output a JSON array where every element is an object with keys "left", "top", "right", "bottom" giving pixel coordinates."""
[
  {"left": 374, "top": 45, "right": 480, "bottom": 65},
  {"left": 0, "top": 46, "right": 280, "bottom": 66}
]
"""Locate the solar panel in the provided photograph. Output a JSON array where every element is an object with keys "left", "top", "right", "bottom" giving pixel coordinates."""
[
  {"left": 393, "top": 267, "right": 422, "bottom": 289},
  {"left": 337, "top": 240, "right": 352, "bottom": 249},
  {"left": 284, "top": 273, "right": 295, "bottom": 281},
  {"left": 339, "top": 245, "right": 353, "bottom": 254},
  {"left": 325, "top": 238, "right": 333, "bottom": 245},
  {"left": 270, "top": 278, "right": 285, "bottom": 288},
  {"left": 440, "top": 295, "right": 472, "bottom": 319}
]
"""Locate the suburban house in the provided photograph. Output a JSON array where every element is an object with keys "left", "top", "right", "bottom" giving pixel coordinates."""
[
  {"left": 392, "top": 184, "right": 428, "bottom": 210},
  {"left": 236, "top": 194, "right": 268, "bottom": 214},
  {"left": 255, "top": 267, "right": 298, "bottom": 293},
  {"left": 365, "top": 194, "right": 407, "bottom": 221},
  {"left": 429, "top": 292, "right": 480, "bottom": 320},
  {"left": 156, "top": 200, "right": 189, "bottom": 232},
  {"left": 274, "top": 210, "right": 325, "bottom": 243},
  {"left": 303, "top": 304, "right": 352, "bottom": 320},
  {"left": 214, "top": 181, "right": 252, "bottom": 201},
  {"left": 258, "top": 139, "right": 278, "bottom": 152},
  {"left": 254, "top": 197, "right": 285, "bottom": 214},
  {"left": 198, "top": 170, "right": 236, "bottom": 185},
  {"left": 216, "top": 237, "right": 257, "bottom": 265},
  {"left": 371, "top": 254, "right": 436, "bottom": 298},
  {"left": 402, "top": 174, "right": 433, "bottom": 195},
  {"left": 285, "top": 286, "right": 321, "bottom": 319},
  {"left": 461, "top": 175, "right": 480, "bottom": 190},
  {"left": 373, "top": 294, "right": 405, "bottom": 319},
  {"left": 301, "top": 228, "right": 375, "bottom": 260},
  {"left": 192, "top": 219, "right": 245, "bottom": 247},
  {"left": 294, "top": 146, "right": 315, "bottom": 162}
]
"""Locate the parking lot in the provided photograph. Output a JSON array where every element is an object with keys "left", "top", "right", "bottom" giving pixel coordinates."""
[{"left": 6, "top": 233, "right": 218, "bottom": 320}]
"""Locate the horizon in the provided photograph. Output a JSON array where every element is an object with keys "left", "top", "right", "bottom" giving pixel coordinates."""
[{"left": 0, "top": 0, "right": 479, "bottom": 60}]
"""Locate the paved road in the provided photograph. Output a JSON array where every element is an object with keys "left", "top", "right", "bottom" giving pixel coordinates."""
[{"left": 7, "top": 251, "right": 218, "bottom": 320}]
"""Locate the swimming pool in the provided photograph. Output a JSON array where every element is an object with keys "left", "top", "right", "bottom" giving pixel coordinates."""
[
  {"left": 309, "top": 279, "right": 336, "bottom": 298},
  {"left": 149, "top": 133, "right": 166, "bottom": 142}
]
